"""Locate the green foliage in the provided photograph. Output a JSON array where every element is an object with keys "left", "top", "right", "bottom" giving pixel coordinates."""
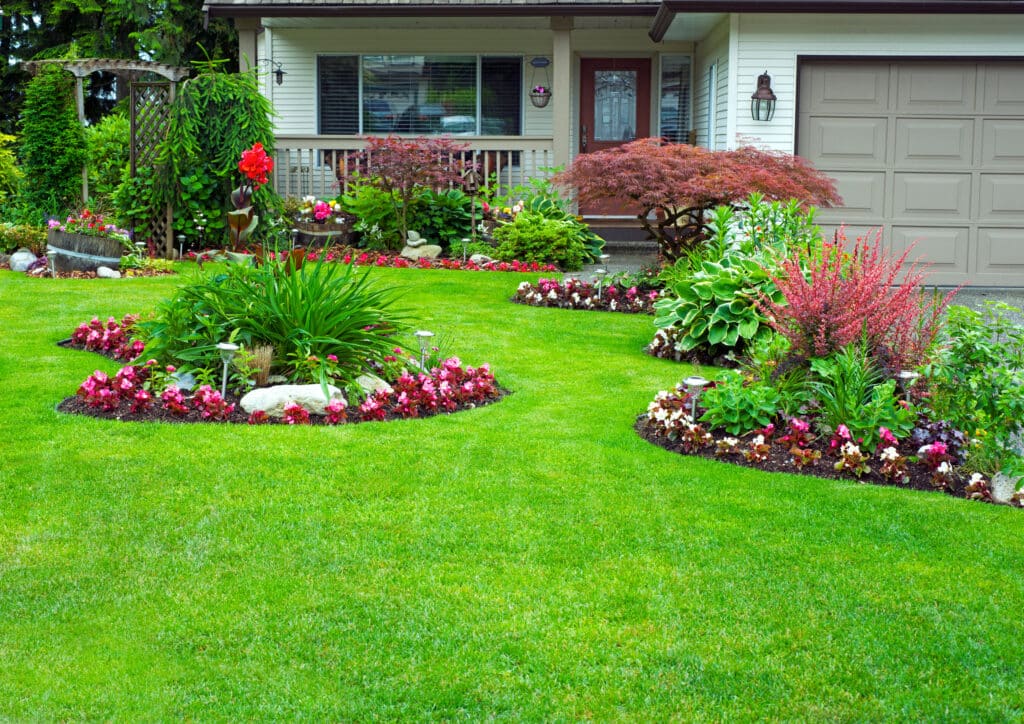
[
  {"left": 154, "top": 65, "right": 277, "bottom": 248},
  {"left": 410, "top": 188, "right": 472, "bottom": 250},
  {"left": 0, "top": 222, "right": 47, "bottom": 255},
  {"left": 112, "top": 165, "right": 157, "bottom": 235},
  {"left": 0, "top": 133, "right": 22, "bottom": 205},
  {"left": 487, "top": 169, "right": 604, "bottom": 262},
  {"left": 136, "top": 259, "right": 408, "bottom": 389},
  {"left": 738, "top": 333, "right": 810, "bottom": 416},
  {"left": 700, "top": 371, "right": 781, "bottom": 435},
  {"left": 492, "top": 211, "right": 586, "bottom": 271},
  {"left": 653, "top": 252, "right": 784, "bottom": 355},
  {"left": 341, "top": 178, "right": 402, "bottom": 251},
  {"left": 707, "top": 193, "right": 825, "bottom": 254},
  {"left": 16, "top": 63, "right": 87, "bottom": 216},
  {"left": 925, "top": 303, "right": 1024, "bottom": 476},
  {"left": 809, "top": 344, "right": 915, "bottom": 448},
  {"left": 85, "top": 112, "right": 130, "bottom": 211}
]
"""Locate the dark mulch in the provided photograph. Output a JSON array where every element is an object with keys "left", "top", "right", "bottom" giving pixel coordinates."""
[
  {"left": 635, "top": 417, "right": 1016, "bottom": 506},
  {"left": 13, "top": 266, "right": 175, "bottom": 279},
  {"left": 56, "top": 390, "right": 507, "bottom": 426},
  {"left": 643, "top": 345, "right": 738, "bottom": 368}
]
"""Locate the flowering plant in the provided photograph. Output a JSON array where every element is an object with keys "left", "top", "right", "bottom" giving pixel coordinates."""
[
  {"left": 531, "top": 85, "right": 550, "bottom": 95},
  {"left": 299, "top": 195, "right": 347, "bottom": 224},
  {"left": 49, "top": 210, "right": 131, "bottom": 247},
  {"left": 228, "top": 141, "right": 274, "bottom": 250}
]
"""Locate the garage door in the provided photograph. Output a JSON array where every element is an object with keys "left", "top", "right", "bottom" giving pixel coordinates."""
[{"left": 797, "top": 60, "right": 1024, "bottom": 287}]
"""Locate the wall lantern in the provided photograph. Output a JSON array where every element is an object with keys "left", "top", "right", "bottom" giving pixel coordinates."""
[
  {"left": 260, "top": 59, "right": 286, "bottom": 85},
  {"left": 750, "top": 70, "right": 777, "bottom": 122}
]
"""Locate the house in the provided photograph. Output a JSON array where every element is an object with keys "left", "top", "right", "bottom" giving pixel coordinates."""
[{"left": 202, "top": 0, "right": 1024, "bottom": 286}]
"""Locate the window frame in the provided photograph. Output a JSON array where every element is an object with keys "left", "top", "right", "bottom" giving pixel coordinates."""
[{"left": 317, "top": 53, "right": 525, "bottom": 136}]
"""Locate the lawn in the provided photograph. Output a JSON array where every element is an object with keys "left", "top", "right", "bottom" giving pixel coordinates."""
[{"left": 1, "top": 265, "right": 1022, "bottom": 719}]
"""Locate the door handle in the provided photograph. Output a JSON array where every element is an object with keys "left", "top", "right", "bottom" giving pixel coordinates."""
[{"left": 581, "top": 124, "right": 588, "bottom": 152}]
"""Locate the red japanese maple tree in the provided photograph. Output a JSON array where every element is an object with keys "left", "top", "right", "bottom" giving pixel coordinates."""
[
  {"left": 353, "top": 136, "right": 470, "bottom": 248},
  {"left": 555, "top": 138, "right": 840, "bottom": 261}
]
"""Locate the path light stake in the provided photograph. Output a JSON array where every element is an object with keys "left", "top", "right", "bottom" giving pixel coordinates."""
[
  {"left": 461, "top": 237, "right": 470, "bottom": 263},
  {"left": 217, "top": 342, "right": 240, "bottom": 399},
  {"left": 595, "top": 268, "right": 607, "bottom": 299},
  {"left": 177, "top": 234, "right": 186, "bottom": 259},
  {"left": 683, "top": 375, "right": 710, "bottom": 421},
  {"left": 135, "top": 241, "right": 147, "bottom": 261},
  {"left": 291, "top": 227, "right": 299, "bottom": 251},
  {"left": 414, "top": 330, "right": 435, "bottom": 370},
  {"left": 47, "top": 249, "right": 57, "bottom": 278},
  {"left": 898, "top": 370, "right": 921, "bottom": 402}
]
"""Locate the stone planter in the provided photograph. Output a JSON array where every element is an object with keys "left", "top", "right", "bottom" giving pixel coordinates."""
[
  {"left": 295, "top": 220, "right": 352, "bottom": 247},
  {"left": 47, "top": 229, "right": 126, "bottom": 274}
]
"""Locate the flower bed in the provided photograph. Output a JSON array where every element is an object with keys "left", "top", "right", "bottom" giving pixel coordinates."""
[
  {"left": 637, "top": 383, "right": 1020, "bottom": 507},
  {"left": 186, "top": 247, "right": 557, "bottom": 273},
  {"left": 512, "top": 277, "right": 661, "bottom": 314},
  {"left": 60, "top": 316, "right": 504, "bottom": 426}
]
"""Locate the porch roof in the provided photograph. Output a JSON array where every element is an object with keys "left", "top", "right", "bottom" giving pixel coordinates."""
[{"left": 204, "top": 0, "right": 660, "bottom": 18}]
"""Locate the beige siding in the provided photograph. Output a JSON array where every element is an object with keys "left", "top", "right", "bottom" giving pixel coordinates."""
[
  {"left": 693, "top": 16, "right": 729, "bottom": 149},
  {"left": 733, "top": 13, "right": 1024, "bottom": 153}
]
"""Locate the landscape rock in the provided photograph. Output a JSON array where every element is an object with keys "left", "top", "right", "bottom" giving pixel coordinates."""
[
  {"left": 96, "top": 266, "right": 122, "bottom": 279},
  {"left": 9, "top": 249, "right": 38, "bottom": 272},
  {"left": 356, "top": 374, "right": 393, "bottom": 396},
  {"left": 405, "top": 230, "right": 425, "bottom": 247},
  {"left": 470, "top": 253, "right": 495, "bottom": 264},
  {"left": 991, "top": 472, "right": 1019, "bottom": 504},
  {"left": 399, "top": 244, "right": 443, "bottom": 261},
  {"left": 240, "top": 383, "right": 344, "bottom": 418}
]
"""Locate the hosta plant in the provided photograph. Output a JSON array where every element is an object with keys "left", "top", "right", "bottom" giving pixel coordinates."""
[
  {"left": 654, "top": 252, "right": 785, "bottom": 357},
  {"left": 699, "top": 371, "right": 781, "bottom": 436}
]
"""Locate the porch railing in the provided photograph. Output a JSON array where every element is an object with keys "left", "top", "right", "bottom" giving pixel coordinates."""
[{"left": 271, "top": 135, "right": 556, "bottom": 199}]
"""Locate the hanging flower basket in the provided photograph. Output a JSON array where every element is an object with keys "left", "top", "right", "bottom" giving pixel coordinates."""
[{"left": 529, "top": 89, "right": 552, "bottom": 109}]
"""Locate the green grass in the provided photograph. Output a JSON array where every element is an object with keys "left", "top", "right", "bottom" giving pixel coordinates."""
[{"left": 2, "top": 265, "right": 1023, "bottom": 719}]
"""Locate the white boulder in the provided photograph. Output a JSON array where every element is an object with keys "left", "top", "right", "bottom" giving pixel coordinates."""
[
  {"left": 9, "top": 249, "right": 38, "bottom": 272},
  {"left": 399, "top": 244, "right": 443, "bottom": 261},
  {"left": 96, "top": 266, "right": 122, "bottom": 278},
  {"left": 240, "top": 383, "right": 345, "bottom": 418}
]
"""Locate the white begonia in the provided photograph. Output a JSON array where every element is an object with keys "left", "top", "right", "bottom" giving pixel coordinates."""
[
  {"left": 840, "top": 442, "right": 862, "bottom": 456},
  {"left": 571, "top": 293, "right": 580, "bottom": 304},
  {"left": 547, "top": 290, "right": 558, "bottom": 300},
  {"left": 723, "top": 437, "right": 739, "bottom": 447},
  {"left": 654, "top": 407, "right": 670, "bottom": 422},
  {"left": 936, "top": 461, "right": 952, "bottom": 475},
  {"left": 751, "top": 434, "right": 765, "bottom": 446},
  {"left": 609, "top": 300, "right": 618, "bottom": 311},
  {"left": 879, "top": 446, "right": 899, "bottom": 461},
  {"left": 518, "top": 281, "right": 531, "bottom": 291},
  {"left": 969, "top": 472, "right": 986, "bottom": 485}
]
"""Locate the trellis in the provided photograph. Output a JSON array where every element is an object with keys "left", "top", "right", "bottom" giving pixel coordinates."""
[{"left": 22, "top": 59, "right": 190, "bottom": 257}]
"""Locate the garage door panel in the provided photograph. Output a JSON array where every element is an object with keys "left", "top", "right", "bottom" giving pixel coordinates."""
[
  {"left": 982, "top": 120, "right": 1024, "bottom": 167},
  {"left": 890, "top": 225, "right": 969, "bottom": 274},
  {"left": 979, "top": 174, "right": 1024, "bottom": 221},
  {"left": 984, "top": 64, "right": 1024, "bottom": 115},
  {"left": 806, "top": 65, "right": 889, "bottom": 113},
  {"left": 895, "top": 118, "right": 973, "bottom": 166},
  {"left": 978, "top": 229, "right": 1024, "bottom": 274},
  {"left": 819, "top": 171, "right": 885, "bottom": 218},
  {"left": 893, "top": 173, "right": 972, "bottom": 219},
  {"left": 897, "top": 64, "right": 976, "bottom": 114},
  {"left": 804, "top": 117, "right": 887, "bottom": 167}
]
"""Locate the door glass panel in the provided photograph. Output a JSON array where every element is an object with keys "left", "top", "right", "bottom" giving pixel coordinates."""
[{"left": 593, "top": 70, "right": 637, "bottom": 141}]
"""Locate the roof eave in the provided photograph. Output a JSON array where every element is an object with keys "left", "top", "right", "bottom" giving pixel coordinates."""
[{"left": 205, "top": 3, "right": 660, "bottom": 19}]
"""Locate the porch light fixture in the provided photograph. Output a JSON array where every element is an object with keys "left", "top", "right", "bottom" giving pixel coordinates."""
[
  {"left": 414, "top": 330, "right": 435, "bottom": 370},
  {"left": 683, "top": 375, "right": 710, "bottom": 421},
  {"left": 750, "top": 70, "right": 777, "bottom": 122},
  {"left": 217, "top": 342, "right": 239, "bottom": 398},
  {"left": 259, "top": 58, "right": 286, "bottom": 85}
]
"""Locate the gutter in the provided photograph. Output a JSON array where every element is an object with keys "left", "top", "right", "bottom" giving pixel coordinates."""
[
  {"left": 205, "top": 3, "right": 660, "bottom": 19},
  {"left": 649, "top": 0, "right": 1024, "bottom": 41}
]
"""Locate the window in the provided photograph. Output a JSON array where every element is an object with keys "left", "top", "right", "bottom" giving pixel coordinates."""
[
  {"left": 318, "top": 55, "right": 522, "bottom": 136},
  {"left": 659, "top": 55, "right": 692, "bottom": 144}
]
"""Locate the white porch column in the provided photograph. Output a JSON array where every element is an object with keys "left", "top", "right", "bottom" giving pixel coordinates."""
[
  {"left": 236, "top": 17, "right": 260, "bottom": 72},
  {"left": 551, "top": 16, "right": 573, "bottom": 168}
]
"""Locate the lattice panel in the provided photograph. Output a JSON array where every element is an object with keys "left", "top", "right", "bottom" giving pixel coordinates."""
[{"left": 130, "top": 82, "right": 174, "bottom": 256}]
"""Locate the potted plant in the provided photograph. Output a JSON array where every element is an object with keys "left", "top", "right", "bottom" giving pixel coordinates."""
[
  {"left": 294, "top": 195, "right": 354, "bottom": 246},
  {"left": 529, "top": 85, "right": 552, "bottom": 108},
  {"left": 47, "top": 210, "right": 132, "bottom": 273}
]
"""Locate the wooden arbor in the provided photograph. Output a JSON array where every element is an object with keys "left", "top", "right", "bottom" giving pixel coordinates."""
[{"left": 22, "top": 59, "right": 190, "bottom": 257}]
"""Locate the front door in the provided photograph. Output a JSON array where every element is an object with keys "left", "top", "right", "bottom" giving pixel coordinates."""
[{"left": 579, "top": 58, "right": 651, "bottom": 216}]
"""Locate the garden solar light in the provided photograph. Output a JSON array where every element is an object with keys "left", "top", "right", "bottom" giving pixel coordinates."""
[
  {"left": 176, "top": 234, "right": 186, "bottom": 258},
  {"left": 46, "top": 249, "right": 57, "bottom": 278},
  {"left": 135, "top": 241, "right": 147, "bottom": 258},
  {"left": 683, "top": 375, "right": 710, "bottom": 420},
  {"left": 291, "top": 227, "right": 300, "bottom": 250},
  {"left": 461, "top": 237, "right": 470, "bottom": 263},
  {"left": 898, "top": 370, "right": 921, "bottom": 401},
  {"left": 217, "top": 342, "right": 240, "bottom": 398},
  {"left": 414, "top": 330, "right": 434, "bottom": 370},
  {"left": 595, "top": 268, "right": 608, "bottom": 299}
]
